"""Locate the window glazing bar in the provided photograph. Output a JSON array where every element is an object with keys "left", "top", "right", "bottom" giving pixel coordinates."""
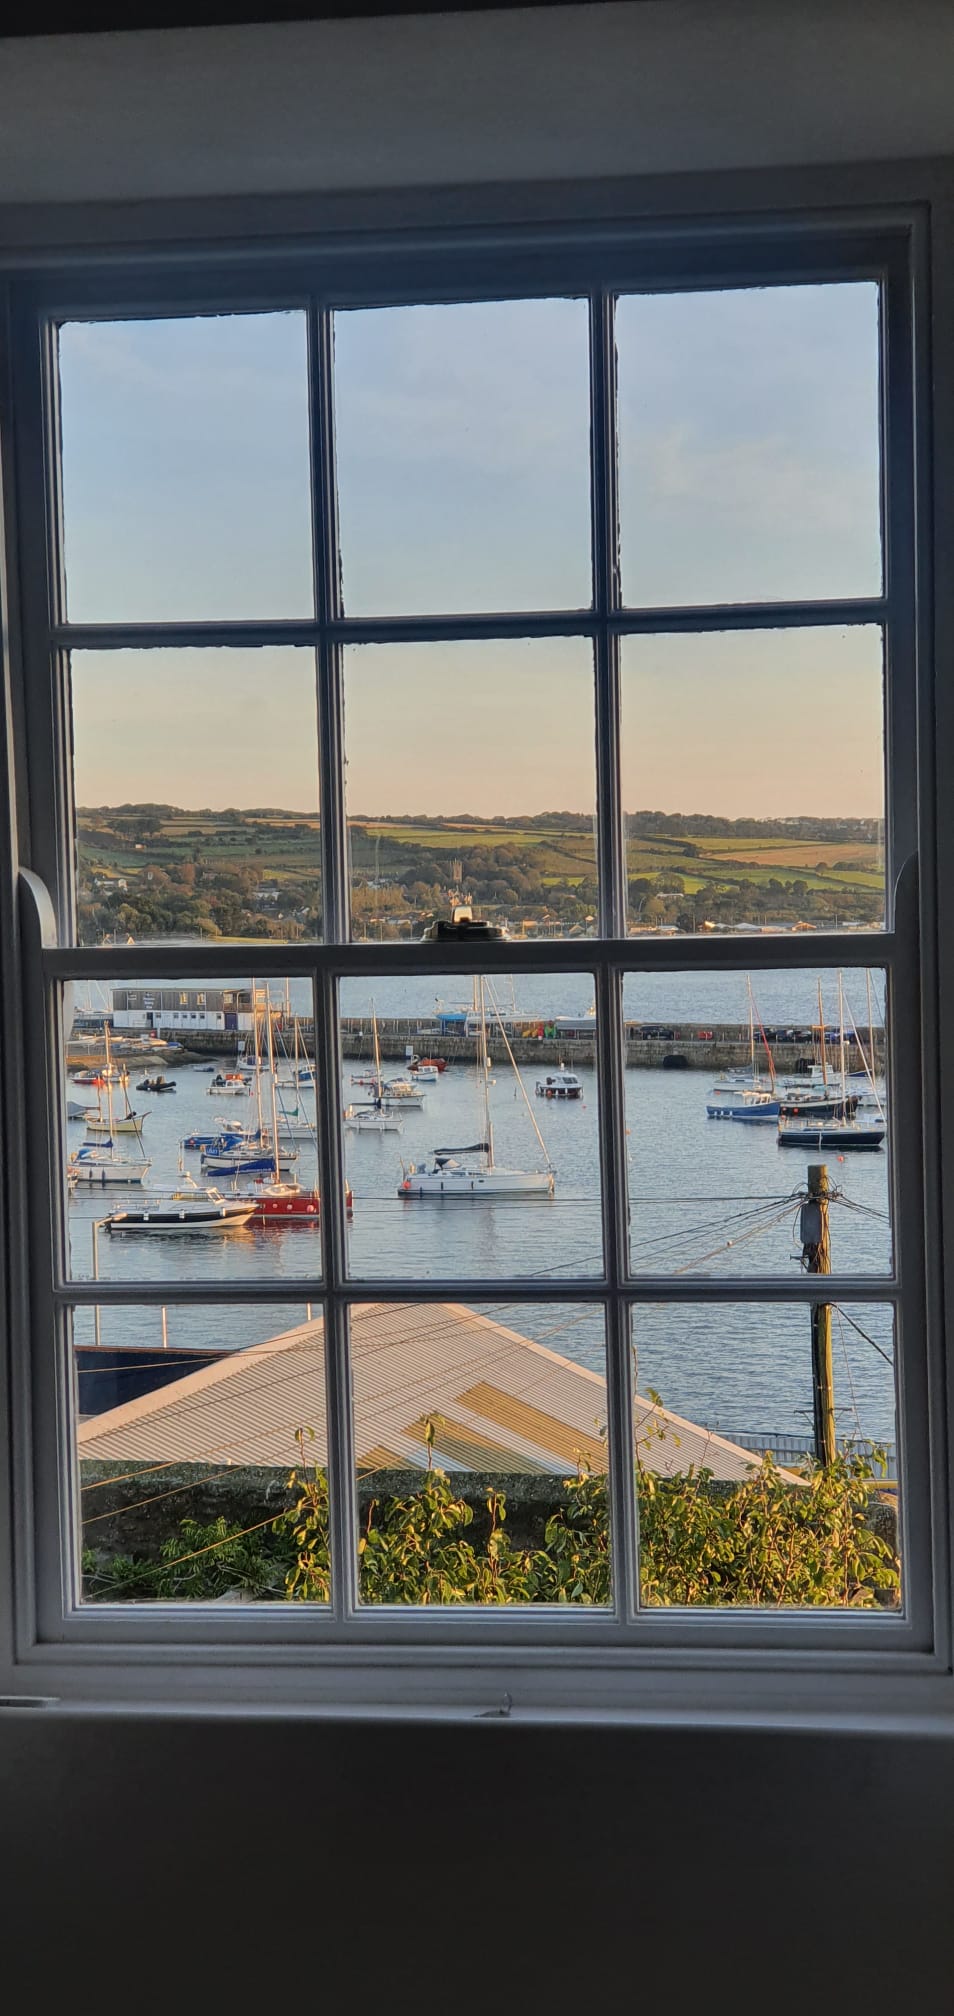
[
  {"left": 312, "top": 965, "right": 359, "bottom": 1618},
  {"left": 308, "top": 301, "right": 350, "bottom": 945},
  {"left": 42, "top": 931, "right": 898, "bottom": 983},
  {"left": 56, "top": 1274, "right": 902, "bottom": 1308},
  {"left": 49, "top": 596, "right": 889, "bottom": 655}
]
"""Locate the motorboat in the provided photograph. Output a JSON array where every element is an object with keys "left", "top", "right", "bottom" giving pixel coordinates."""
[
  {"left": 136, "top": 1074, "right": 176, "bottom": 1094},
  {"left": 535, "top": 1068, "right": 583, "bottom": 1100},
  {"left": 207, "top": 1072, "right": 250, "bottom": 1098},
  {"left": 105, "top": 1187, "right": 256, "bottom": 1233},
  {"left": 344, "top": 1102, "right": 403, "bottom": 1134}
]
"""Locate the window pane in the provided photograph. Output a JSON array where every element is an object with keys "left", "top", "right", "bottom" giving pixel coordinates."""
[
  {"left": 351, "top": 1301, "right": 610, "bottom": 1606},
  {"left": 333, "top": 298, "right": 592, "bottom": 614},
  {"left": 58, "top": 313, "right": 314, "bottom": 621},
  {"left": 65, "top": 975, "right": 324, "bottom": 1282},
  {"left": 622, "top": 628, "right": 885, "bottom": 934},
  {"left": 631, "top": 1301, "right": 900, "bottom": 1611},
  {"left": 617, "top": 282, "right": 882, "bottom": 606},
  {"left": 623, "top": 966, "right": 891, "bottom": 1277},
  {"left": 345, "top": 639, "right": 597, "bottom": 940},
  {"left": 75, "top": 1301, "right": 328, "bottom": 1605},
  {"left": 340, "top": 970, "right": 602, "bottom": 1281},
  {"left": 71, "top": 649, "right": 321, "bottom": 947}
]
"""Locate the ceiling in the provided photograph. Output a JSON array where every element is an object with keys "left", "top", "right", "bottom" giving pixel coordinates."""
[{"left": 0, "top": 1, "right": 952, "bottom": 207}]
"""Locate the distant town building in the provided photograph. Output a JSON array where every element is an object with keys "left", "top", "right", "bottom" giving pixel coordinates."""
[{"left": 111, "top": 986, "right": 256, "bottom": 1034}]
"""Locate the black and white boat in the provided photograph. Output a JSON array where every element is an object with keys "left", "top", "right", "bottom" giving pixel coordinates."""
[
  {"left": 105, "top": 1185, "right": 256, "bottom": 1233},
  {"left": 778, "top": 1117, "right": 885, "bottom": 1151}
]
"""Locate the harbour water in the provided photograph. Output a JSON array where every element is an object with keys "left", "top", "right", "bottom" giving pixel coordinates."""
[{"left": 68, "top": 964, "right": 896, "bottom": 1453}]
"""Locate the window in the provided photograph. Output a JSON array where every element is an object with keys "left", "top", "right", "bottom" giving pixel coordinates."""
[{"left": 2, "top": 213, "right": 945, "bottom": 1716}]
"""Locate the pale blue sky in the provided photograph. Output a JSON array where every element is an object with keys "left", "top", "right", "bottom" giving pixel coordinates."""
[{"left": 60, "top": 284, "right": 884, "bottom": 819}]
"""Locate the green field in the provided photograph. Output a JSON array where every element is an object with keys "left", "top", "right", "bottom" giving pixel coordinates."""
[{"left": 75, "top": 805, "right": 885, "bottom": 942}]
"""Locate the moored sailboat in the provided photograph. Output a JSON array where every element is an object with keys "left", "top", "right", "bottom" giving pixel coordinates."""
[{"left": 398, "top": 978, "right": 554, "bottom": 1200}]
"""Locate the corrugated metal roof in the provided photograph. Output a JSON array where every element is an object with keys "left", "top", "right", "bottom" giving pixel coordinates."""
[{"left": 78, "top": 1302, "right": 781, "bottom": 1484}]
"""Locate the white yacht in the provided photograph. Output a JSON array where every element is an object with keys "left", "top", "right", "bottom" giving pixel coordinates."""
[
  {"left": 398, "top": 978, "right": 554, "bottom": 1201},
  {"left": 68, "top": 1143, "right": 152, "bottom": 1186},
  {"left": 398, "top": 1151, "right": 554, "bottom": 1198}
]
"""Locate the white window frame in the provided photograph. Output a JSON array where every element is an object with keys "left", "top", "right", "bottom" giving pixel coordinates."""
[{"left": 0, "top": 198, "right": 949, "bottom": 1723}]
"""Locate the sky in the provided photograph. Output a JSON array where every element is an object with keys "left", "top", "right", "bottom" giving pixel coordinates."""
[{"left": 60, "top": 284, "right": 885, "bottom": 821}]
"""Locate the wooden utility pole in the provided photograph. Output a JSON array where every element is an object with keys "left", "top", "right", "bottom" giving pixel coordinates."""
[{"left": 802, "top": 1162, "right": 835, "bottom": 1466}]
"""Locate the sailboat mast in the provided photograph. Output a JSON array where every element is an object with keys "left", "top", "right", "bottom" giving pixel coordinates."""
[
  {"left": 838, "top": 970, "right": 848, "bottom": 1098},
  {"left": 372, "top": 998, "right": 383, "bottom": 1101},
  {"left": 817, "top": 979, "right": 829, "bottom": 1089},
  {"left": 866, "top": 967, "right": 877, "bottom": 1083},
  {"left": 478, "top": 976, "right": 494, "bottom": 1169},
  {"left": 252, "top": 986, "right": 266, "bottom": 1139},
  {"left": 264, "top": 986, "right": 282, "bottom": 1183},
  {"left": 104, "top": 1021, "right": 117, "bottom": 1143},
  {"left": 747, "top": 975, "right": 756, "bottom": 1081}
]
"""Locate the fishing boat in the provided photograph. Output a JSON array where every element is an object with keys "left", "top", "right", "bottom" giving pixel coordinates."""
[
  {"left": 380, "top": 1077, "right": 426, "bottom": 1108},
  {"left": 136, "top": 1073, "right": 176, "bottom": 1094},
  {"left": 398, "top": 977, "right": 554, "bottom": 1200},
  {"left": 408, "top": 1061, "right": 440, "bottom": 1083},
  {"left": 535, "top": 1068, "right": 583, "bottom": 1100},
  {"left": 237, "top": 1180, "right": 354, "bottom": 1224},
  {"left": 207, "top": 1071, "right": 250, "bottom": 1098},
  {"left": 706, "top": 1085, "right": 780, "bottom": 1121},
  {"left": 105, "top": 1187, "right": 256, "bottom": 1234}
]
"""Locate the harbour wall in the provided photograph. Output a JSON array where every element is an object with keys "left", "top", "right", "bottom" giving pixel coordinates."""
[{"left": 70, "top": 1018, "right": 885, "bottom": 1074}]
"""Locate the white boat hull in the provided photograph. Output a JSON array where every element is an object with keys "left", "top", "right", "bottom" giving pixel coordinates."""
[
  {"left": 398, "top": 1166, "right": 554, "bottom": 1198},
  {"left": 69, "top": 1159, "right": 151, "bottom": 1185}
]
